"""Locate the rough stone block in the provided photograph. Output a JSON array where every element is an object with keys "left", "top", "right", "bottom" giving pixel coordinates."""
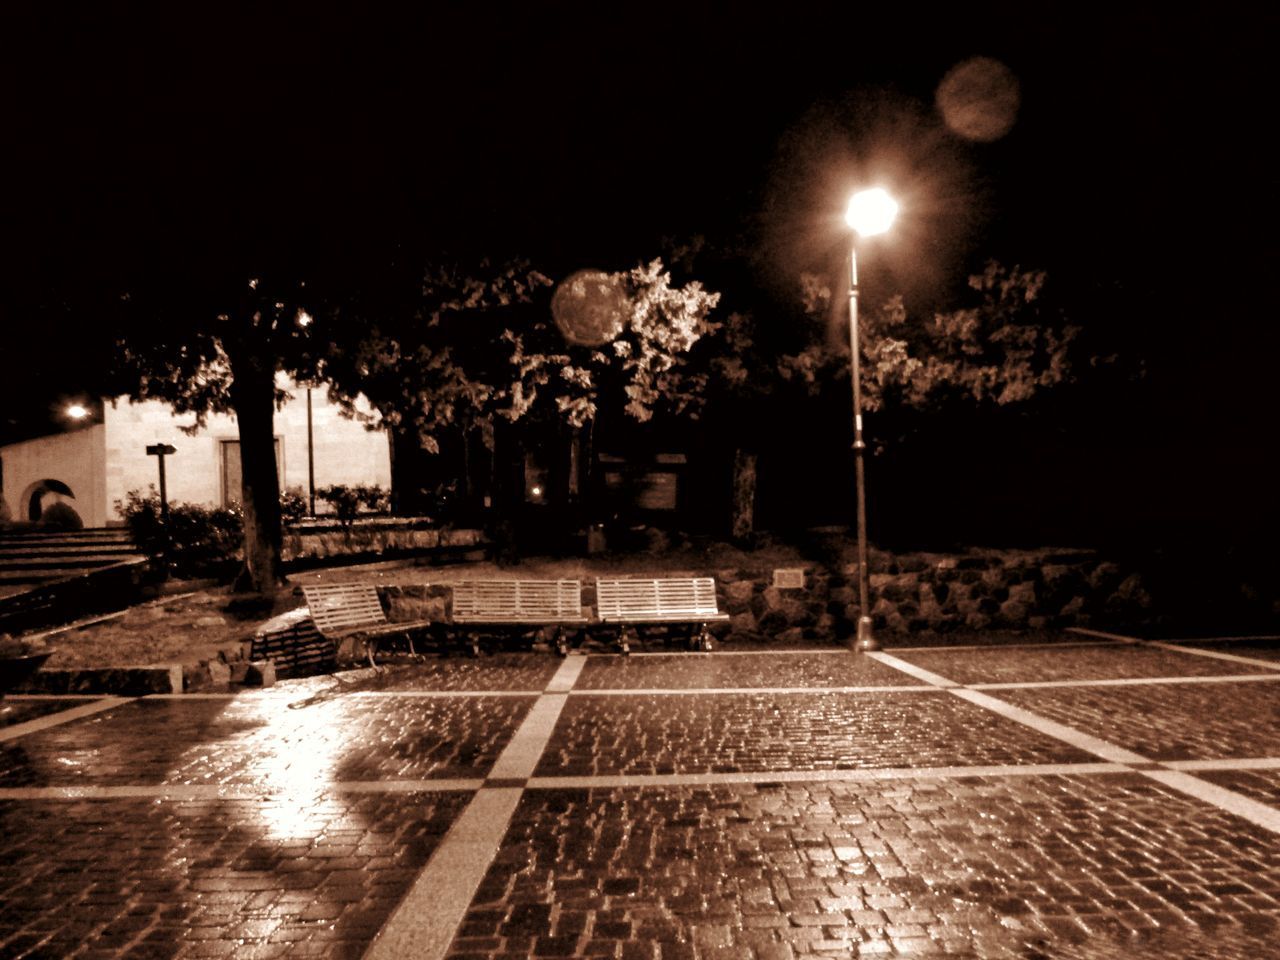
[
  {"left": 997, "top": 599, "right": 1030, "bottom": 625},
  {"left": 244, "top": 660, "right": 277, "bottom": 687}
]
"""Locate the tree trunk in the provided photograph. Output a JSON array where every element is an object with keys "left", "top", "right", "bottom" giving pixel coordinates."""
[
  {"left": 229, "top": 353, "right": 283, "bottom": 597},
  {"left": 730, "top": 448, "right": 758, "bottom": 543}
]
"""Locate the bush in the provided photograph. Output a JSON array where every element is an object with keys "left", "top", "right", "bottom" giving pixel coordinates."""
[
  {"left": 116, "top": 488, "right": 243, "bottom": 579},
  {"left": 317, "top": 484, "right": 390, "bottom": 527},
  {"left": 38, "top": 501, "right": 84, "bottom": 530},
  {"left": 280, "top": 486, "right": 309, "bottom": 523}
]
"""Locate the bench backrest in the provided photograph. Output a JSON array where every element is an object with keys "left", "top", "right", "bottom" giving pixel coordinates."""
[
  {"left": 302, "top": 583, "right": 388, "bottom": 636},
  {"left": 452, "top": 579, "right": 583, "bottom": 622},
  {"left": 596, "top": 577, "right": 721, "bottom": 621}
]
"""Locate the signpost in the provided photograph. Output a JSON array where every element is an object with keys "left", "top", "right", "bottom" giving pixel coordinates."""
[{"left": 145, "top": 443, "right": 177, "bottom": 528}]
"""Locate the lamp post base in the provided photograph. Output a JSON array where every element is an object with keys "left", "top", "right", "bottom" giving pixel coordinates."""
[{"left": 854, "top": 616, "right": 880, "bottom": 653}]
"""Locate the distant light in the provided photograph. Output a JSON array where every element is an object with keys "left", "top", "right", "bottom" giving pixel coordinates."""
[
  {"left": 297, "top": 309, "right": 313, "bottom": 328},
  {"left": 530, "top": 485, "right": 543, "bottom": 498},
  {"left": 66, "top": 404, "right": 88, "bottom": 420},
  {"left": 845, "top": 188, "right": 899, "bottom": 237}
]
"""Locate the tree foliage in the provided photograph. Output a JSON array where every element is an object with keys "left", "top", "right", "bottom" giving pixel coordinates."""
[
  {"left": 776, "top": 260, "right": 1079, "bottom": 412},
  {"left": 106, "top": 275, "right": 320, "bottom": 595},
  {"left": 326, "top": 257, "right": 720, "bottom": 452}
]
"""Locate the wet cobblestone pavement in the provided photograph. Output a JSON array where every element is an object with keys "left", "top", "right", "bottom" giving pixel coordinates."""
[
  {"left": 997, "top": 682, "right": 1280, "bottom": 761},
  {"left": 537, "top": 693, "right": 1093, "bottom": 777},
  {"left": 576, "top": 654, "right": 913, "bottom": 690},
  {"left": 890, "top": 644, "right": 1279, "bottom": 685},
  {"left": 1, "top": 630, "right": 1278, "bottom": 958}
]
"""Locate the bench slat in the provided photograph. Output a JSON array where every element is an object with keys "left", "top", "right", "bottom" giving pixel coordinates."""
[
  {"left": 596, "top": 577, "right": 726, "bottom": 623},
  {"left": 452, "top": 579, "right": 584, "bottom": 624},
  {"left": 302, "top": 583, "right": 418, "bottom": 638}
]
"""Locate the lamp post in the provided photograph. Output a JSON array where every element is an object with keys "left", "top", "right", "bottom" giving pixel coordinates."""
[{"left": 844, "top": 188, "right": 898, "bottom": 652}]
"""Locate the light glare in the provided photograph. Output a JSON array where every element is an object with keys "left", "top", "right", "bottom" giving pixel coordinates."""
[
  {"left": 845, "top": 188, "right": 898, "bottom": 237},
  {"left": 66, "top": 404, "right": 88, "bottom": 420}
]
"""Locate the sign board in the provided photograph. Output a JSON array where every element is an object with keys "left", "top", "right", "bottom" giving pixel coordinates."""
[
  {"left": 773, "top": 568, "right": 806, "bottom": 590},
  {"left": 146, "top": 444, "right": 177, "bottom": 456}
]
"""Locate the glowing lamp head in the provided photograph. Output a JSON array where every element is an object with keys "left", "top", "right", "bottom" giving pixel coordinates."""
[
  {"left": 845, "top": 188, "right": 899, "bottom": 237},
  {"left": 297, "top": 309, "right": 313, "bottom": 328},
  {"left": 66, "top": 404, "right": 88, "bottom": 420}
]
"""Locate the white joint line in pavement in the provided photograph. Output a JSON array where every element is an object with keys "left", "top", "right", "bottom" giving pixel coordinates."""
[
  {"left": 889, "top": 639, "right": 1130, "bottom": 653},
  {"left": 1162, "top": 757, "right": 1280, "bottom": 772},
  {"left": 1144, "top": 641, "right": 1280, "bottom": 670},
  {"left": 345, "top": 690, "right": 538, "bottom": 698},
  {"left": 546, "top": 655, "right": 586, "bottom": 692},
  {"left": 363, "top": 787, "right": 524, "bottom": 960},
  {"left": 1065, "top": 627, "right": 1145, "bottom": 643},
  {"left": 0, "top": 697, "right": 132, "bottom": 742},
  {"left": 865, "top": 652, "right": 959, "bottom": 687},
  {"left": 1143, "top": 770, "right": 1280, "bottom": 835},
  {"left": 1, "top": 693, "right": 115, "bottom": 700},
  {"left": 972, "top": 673, "right": 1280, "bottom": 691},
  {"left": 0, "top": 779, "right": 485, "bottom": 802},
  {"left": 873, "top": 642, "right": 1280, "bottom": 836},
  {"left": 570, "top": 685, "right": 936, "bottom": 696},
  {"left": 949, "top": 689, "right": 1153, "bottom": 764},
  {"left": 1068, "top": 626, "right": 1280, "bottom": 669},
  {"left": 607, "top": 648, "right": 842, "bottom": 657},
  {"left": 527, "top": 762, "right": 1130, "bottom": 790},
  {"left": 367, "top": 651, "right": 582, "bottom": 960}
]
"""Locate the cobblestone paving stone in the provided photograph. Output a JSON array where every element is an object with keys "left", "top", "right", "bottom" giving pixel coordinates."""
[
  {"left": 891, "top": 645, "right": 1276, "bottom": 685},
  {"left": 577, "top": 654, "right": 917, "bottom": 690},
  {"left": 997, "top": 681, "right": 1280, "bottom": 761},
  {"left": 0, "top": 791, "right": 469, "bottom": 959},
  {"left": 446, "top": 776, "right": 1280, "bottom": 960},
  {"left": 0, "top": 695, "right": 533, "bottom": 787},
  {"left": 537, "top": 693, "right": 1095, "bottom": 776},
  {"left": 0, "top": 697, "right": 89, "bottom": 728}
]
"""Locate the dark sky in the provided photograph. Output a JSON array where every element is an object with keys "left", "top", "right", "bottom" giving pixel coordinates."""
[{"left": 2, "top": 3, "right": 1276, "bottom": 445}]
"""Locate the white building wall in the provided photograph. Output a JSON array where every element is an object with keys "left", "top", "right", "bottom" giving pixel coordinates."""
[
  {"left": 101, "top": 381, "right": 390, "bottom": 519},
  {"left": 274, "top": 383, "right": 391, "bottom": 498},
  {"left": 0, "top": 425, "right": 108, "bottom": 526}
]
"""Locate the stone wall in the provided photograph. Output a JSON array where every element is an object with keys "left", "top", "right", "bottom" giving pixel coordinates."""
[
  {"left": 708, "top": 549, "right": 1150, "bottom": 642},
  {"left": 376, "top": 547, "right": 1157, "bottom": 642},
  {"left": 283, "top": 523, "right": 485, "bottom": 563}
]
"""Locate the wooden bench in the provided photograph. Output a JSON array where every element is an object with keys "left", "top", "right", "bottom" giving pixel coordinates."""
[
  {"left": 595, "top": 577, "right": 729, "bottom": 653},
  {"left": 451, "top": 579, "right": 587, "bottom": 655},
  {"left": 302, "top": 583, "right": 434, "bottom": 665}
]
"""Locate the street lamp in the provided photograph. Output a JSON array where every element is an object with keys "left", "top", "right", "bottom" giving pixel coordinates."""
[{"left": 844, "top": 187, "right": 898, "bottom": 652}]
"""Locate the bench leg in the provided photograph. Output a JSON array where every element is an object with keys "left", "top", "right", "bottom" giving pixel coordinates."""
[
  {"left": 617, "top": 626, "right": 634, "bottom": 656},
  {"left": 554, "top": 627, "right": 569, "bottom": 658},
  {"left": 693, "top": 623, "right": 714, "bottom": 652},
  {"left": 464, "top": 632, "right": 482, "bottom": 658}
]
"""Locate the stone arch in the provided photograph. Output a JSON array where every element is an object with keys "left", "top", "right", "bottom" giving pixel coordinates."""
[{"left": 19, "top": 479, "right": 76, "bottom": 522}]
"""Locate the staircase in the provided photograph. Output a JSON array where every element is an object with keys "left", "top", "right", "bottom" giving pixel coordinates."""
[{"left": 0, "top": 528, "right": 148, "bottom": 586}]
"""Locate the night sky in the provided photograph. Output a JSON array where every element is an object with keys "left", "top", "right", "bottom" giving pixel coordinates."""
[{"left": 2, "top": 3, "right": 1275, "bottom": 542}]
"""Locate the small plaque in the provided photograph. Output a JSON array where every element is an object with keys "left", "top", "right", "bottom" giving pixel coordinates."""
[{"left": 773, "top": 568, "right": 805, "bottom": 589}]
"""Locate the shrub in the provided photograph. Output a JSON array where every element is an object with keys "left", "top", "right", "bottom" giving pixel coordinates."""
[
  {"left": 116, "top": 488, "right": 243, "bottom": 579},
  {"left": 317, "top": 484, "right": 390, "bottom": 527},
  {"left": 38, "top": 501, "right": 84, "bottom": 530},
  {"left": 280, "top": 486, "right": 309, "bottom": 523}
]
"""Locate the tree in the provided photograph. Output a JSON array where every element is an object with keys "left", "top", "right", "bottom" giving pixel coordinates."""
[
  {"left": 109, "top": 275, "right": 320, "bottom": 597},
  {"left": 326, "top": 257, "right": 720, "bottom": 525},
  {"left": 322, "top": 258, "right": 553, "bottom": 516},
  {"left": 781, "top": 261, "right": 1079, "bottom": 414},
  {"left": 689, "top": 260, "right": 1084, "bottom": 539}
]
